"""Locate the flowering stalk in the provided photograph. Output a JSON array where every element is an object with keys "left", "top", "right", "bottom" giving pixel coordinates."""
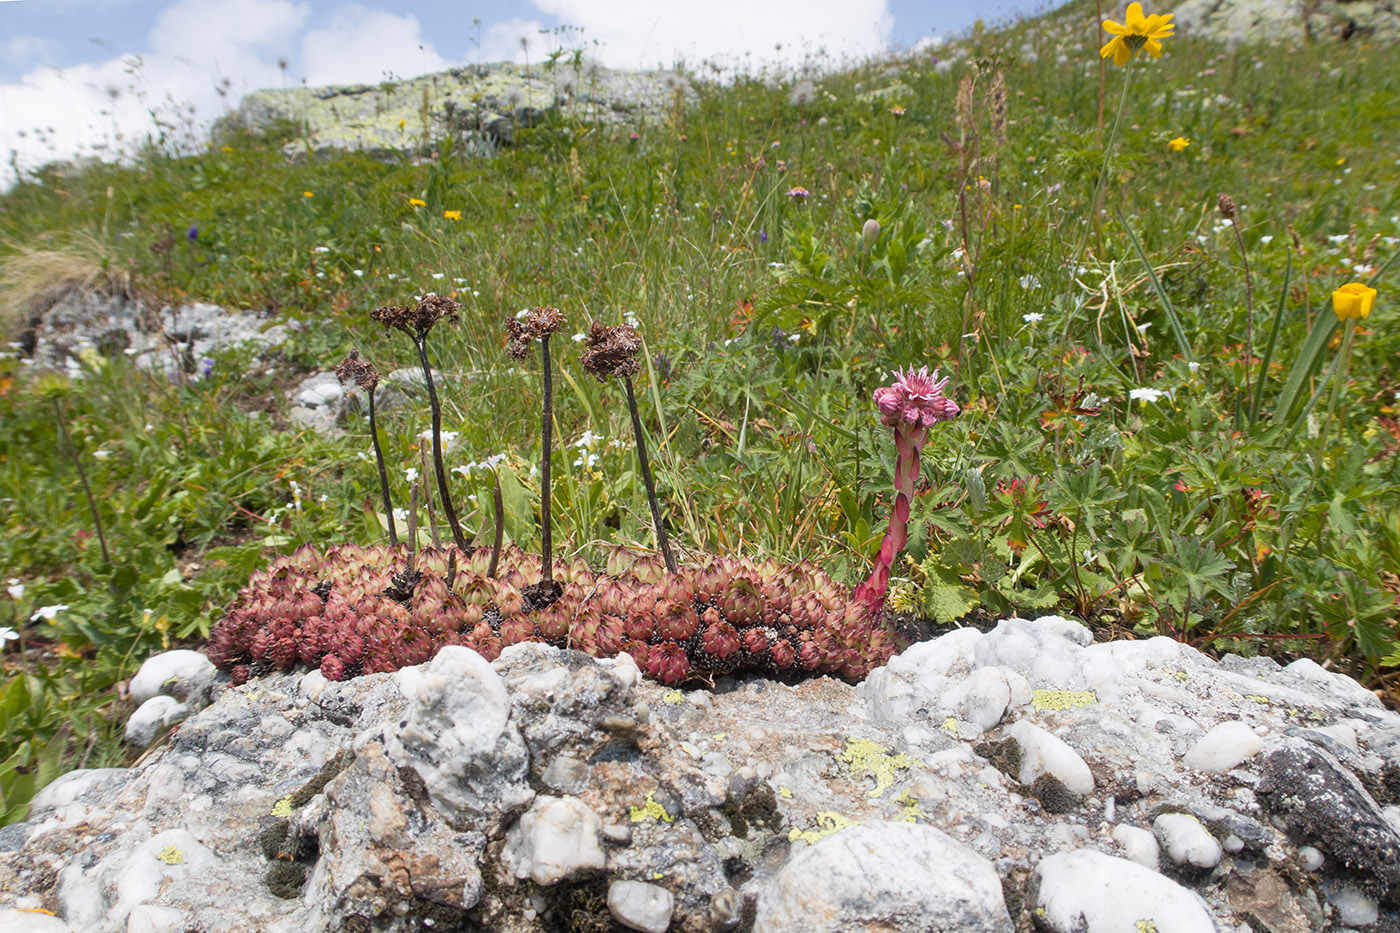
[
  {"left": 581, "top": 322, "right": 677, "bottom": 573},
  {"left": 851, "top": 367, "right": 959, "bottom": 615},
  {"left": 337, "top": 350, "right": 397, "bottom": 547},
  {"left": 507, "top": 307, "right": 568, "bottom": 599},
  {"left": 371, "top": 297, "right": 469, "bottom": 553}
]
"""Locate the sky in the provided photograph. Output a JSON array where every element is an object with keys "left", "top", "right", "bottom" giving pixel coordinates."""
[{"left": 0, "top": 0, "right": 1056, "bottom": 182}]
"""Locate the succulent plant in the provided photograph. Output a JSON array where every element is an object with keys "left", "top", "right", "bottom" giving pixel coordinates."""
[
  {"left": 852, "top": 367, "right": 959, "bottom": 615},
  {"left": 206, "top": 544, "right": 896, "bottom": 688}
]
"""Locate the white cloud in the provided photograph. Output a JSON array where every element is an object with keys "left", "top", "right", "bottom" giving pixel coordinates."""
[
  {"left": 301, "top": 6, "right": 449, "bottom": 86},
  {"left": 0, "top": 0, "right": 307, "bottom": 183},
  {"left": 474, "top": 18, "right": 551, "bottom": 65},
  {"left": 524, "top": 0, "right": 894, "bottom": 71}
]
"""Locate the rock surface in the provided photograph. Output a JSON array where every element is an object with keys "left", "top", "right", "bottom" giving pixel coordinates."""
[
  {"left": 3, "top": 616, "right": 1399, "bottom": 932},
  {"left": 215, "top": 61, "right": 696, "bottom": 163},
  {"left": 1173, "top": 0, "right": 1400, "bottom": 45}
]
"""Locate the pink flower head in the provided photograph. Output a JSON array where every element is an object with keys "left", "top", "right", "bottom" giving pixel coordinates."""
[{"left": 873, "top": 366, "right": 959, "bottom": 429}]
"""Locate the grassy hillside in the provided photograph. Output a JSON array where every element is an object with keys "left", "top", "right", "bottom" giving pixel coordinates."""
[{"left": 1, "top": 2, "right": 1397, "bottom": 821}]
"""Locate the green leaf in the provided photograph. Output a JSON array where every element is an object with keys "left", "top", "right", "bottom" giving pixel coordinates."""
[
  {"left": 1170, "top": 533, "right": 1235, "bottom": 598},
  {"left": 497, "top": 465, "right": 535, "bottom": 546},
  {"left": 922, "top": 582, "right": 980, "bottom": 624}
]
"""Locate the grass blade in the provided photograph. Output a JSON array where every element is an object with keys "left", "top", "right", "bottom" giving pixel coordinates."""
[
  {"left": 1249, "top": 251, "right": 1291, "bottom": 427},
  {"left": 1118, "top": 210, "right": 1193, "bottom": 363}
]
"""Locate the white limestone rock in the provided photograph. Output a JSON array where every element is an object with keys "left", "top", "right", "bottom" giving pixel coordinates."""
[
  {"left": 1183, "top": 720, "right": 1263, "bottom": 773},
  {"left": 607, "top": 879, "right": 675, "bottom": 933},
  {"left": 974, "top": 616, "right": 1094, "bottom": 688},
  {"left": 1032, "top": 848, "right": 1219, "bottom": 932},
  {"left": 1153, "top": 813, "right": 1223, "bottom": 869},
  {"left": 753, "top": 821, "right": 1012, "bottom": 933},
  {"left": 124, "top": 695, "right": 186, "bottom": 747},
  {"left": 129, "top": 649, "right": 217, "bottom": 705},
  {"left": 501, "top": 795, "right": 606, "bottom": 885}
]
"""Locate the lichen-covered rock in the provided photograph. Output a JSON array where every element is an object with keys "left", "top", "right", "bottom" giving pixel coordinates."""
[
  {"left": 1256, "top": 739, "right": 1400, "bottom": 894},
  {"left": 5, "top": 617, "right": 1400, "bottom": 932},
  {"left": 215, "top": 62, "right": 699, "bottom": 163}
]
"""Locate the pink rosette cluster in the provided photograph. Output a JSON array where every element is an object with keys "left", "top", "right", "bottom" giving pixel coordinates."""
[{"left": 854, "top": 367, "right": 960, "bottom": 615}]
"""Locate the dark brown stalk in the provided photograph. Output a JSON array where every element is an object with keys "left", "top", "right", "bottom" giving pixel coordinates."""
[
  {"left": 539, "top": 334, "right": 555, "bottom": 584},
  {"left": 624, "top": 375, "right": 677, "bottom": 574},
  {"left": 415, "top": 336, "right": 468, "bottom": 553},
  {"left": 366, "top": 389, "right": 398, "bottom": 547},
  {"left": 53, "top": 398, "right": 110, "bottom": 565},
  {"left": 421, "top": 446, "right": 440, "bottom": 549},
  {"left": 488, "top": 471, "right": 504, "bottom": 578}
]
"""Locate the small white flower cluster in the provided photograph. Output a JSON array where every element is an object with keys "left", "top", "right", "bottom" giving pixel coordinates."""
[
  {"left": 573, "top": 431, "right": 604, "bottom": 468},
  {"left": 31, "top": 604, "right": 68, "bottom": 622},
  {"left": 453, "top": 453, "right": 507, "bottom": 478},
  {"left": 289, "top": 480, "right": 303, "bottom": 511}
]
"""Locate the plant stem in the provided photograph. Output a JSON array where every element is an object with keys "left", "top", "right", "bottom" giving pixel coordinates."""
[
  {"left": 625, "top": 375, "right": 677, "bottom": 573},
  {"left": 52, "top": 398, "right": 111, "bottom": 565},
  {"left": 540, "top": 333, "right": 555, "bottom": 583},
  {"left": 421, "top": 446, "right": 440, "bottom": 549},
  {"left": 488, "top": 471, "right": 504, "bottom": 578},
  {"left": 415, "top": 336, "right": 468, "bottom": 552},
  {"left": 366, "top": 388, "right": 397, "bottom": 547}
]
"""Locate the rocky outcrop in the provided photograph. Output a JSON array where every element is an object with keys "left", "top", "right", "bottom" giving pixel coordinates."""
[
  {"left": 2, "top": 616, "right": 1399, "bottom": 931},
  {"left": 1173, "top": 0, "right": 1400, "bottom": 45},
  {"left": 215, "top": 61, "right": 696, "bottom": 162}
]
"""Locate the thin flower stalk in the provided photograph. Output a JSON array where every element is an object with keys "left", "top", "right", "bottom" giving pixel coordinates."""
[
  {"left": 336, "top": 350, "right": 396, "bottom": 547},
  {"left": 507, "top": 306, "right": 568, "bottom": 597},
  {"left": 581, "top": 321, "right": 677, "bottom": 573},
  {"left": 371, "top": 298, "right": 469, "bottom": 553}
]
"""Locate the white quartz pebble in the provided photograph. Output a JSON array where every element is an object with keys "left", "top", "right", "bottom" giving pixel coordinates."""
[
  {"left": 1153, "top": 813, "right": 1222, "bottom": 869},
  {"left": 1006, "top": 720, "right": 1095, "bottom": 795},
  {"left": 1033, "top": 849, "right": 1217, "bottom": 932},
  {"left": 607, "top": 880, "right": 675, "bottom": 933},
  {"left": 502, "top": 795, "right": 605, "bottom": 885},
  {"left": 1183, "top": 721, "right": 1263, "bottom": 773},
  {"left": 1111, "top": 824, "right": 1160, "bottom": 870},
  {"left": 124, "top": 695, "right": 186, "bottom": 747}
]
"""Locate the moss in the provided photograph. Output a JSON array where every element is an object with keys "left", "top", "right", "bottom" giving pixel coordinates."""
[
  {"left": 289, "top": 749, "right": 351, "bottom": 809},
  {"left": 721, "top": 782, "right": 781, "bottom": 839},
  {"left": 1030, "top": 774, "right": 1082, "bottom": 814},
  {"left": 974, "top": 737, "right": 1023, "bottom": 780}
]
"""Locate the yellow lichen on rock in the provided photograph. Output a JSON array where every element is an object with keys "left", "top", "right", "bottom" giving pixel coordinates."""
[
  {"left": 839, "top": 737, "right": 912, "bottom": 799},
  {"left": 1032, "top": 689, "right": 1098, "bottom": 711},
  {"left": 629, "top": 791, "right": 675, "bottom": 823},
  {"left": 788, "top": 811, "right": 861, "bottom": 843}
]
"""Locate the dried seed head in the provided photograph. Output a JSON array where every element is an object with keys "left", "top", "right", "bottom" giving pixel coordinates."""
[
  {"left": 1216, "top": 193, "right": 1236, "bottom": 220},
  {"left": 335, "top": 348, "right": 380, "bottom": 391},
  {"left": 580, "top": 322, "right": 641, "bottom": 381},
  {"left": 505, "top": 305, "right": 568, "bottom": 359},
  {"left": 989, "top": 71, "right": 1008, "bottom": 146},
  {"left": 371, "top": 294, "right": 460, "bottom": 339},
  {"left": 955, "top": 74, "right": 977, "bottom": 136}
]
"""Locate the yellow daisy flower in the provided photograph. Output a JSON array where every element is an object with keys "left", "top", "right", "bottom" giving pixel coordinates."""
[
  {"left": 409, "top": 198, "right": 426, "bottom": 207},
  {"left": 443, "top": 209, "right": 462, "bottom": 220},
  {"left": 1169, "top": 136, "right": 1190, "bottom": 151},
  {"left": 1101, "top": 3, "right": 1175, "bottom": 67}
]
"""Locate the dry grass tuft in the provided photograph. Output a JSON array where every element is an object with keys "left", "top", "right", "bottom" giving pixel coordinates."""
[{"left": 0, "top": 237, "right": 131, "bottom": 344}]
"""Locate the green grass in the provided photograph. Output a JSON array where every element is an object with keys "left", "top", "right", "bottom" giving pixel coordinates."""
[{"left": 1, "top": 2, "right": 1398, "bottom": 822}]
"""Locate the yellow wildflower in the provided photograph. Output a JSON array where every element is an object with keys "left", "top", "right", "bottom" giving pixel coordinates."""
[
  {"left": 443, "top": 209, "right": 462, "bottom": 220},
  {"left": 889, "top": 105, "right": 906, "bottom": 117},
  {"left": 409, "top": 198, "right": 426, "bottom": 207},
  {"left": 302, "top": 190, "right": 314, "bottom": 198},
  {"left": 1168, "top": 136, "right": 1190, "bottom": 151},
  {"left": 1331, "top": 282, "right": 1377, "bottom": 321},
  {"left": 1101, "top": 3, "right": 1175, "bottom": 66}
]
